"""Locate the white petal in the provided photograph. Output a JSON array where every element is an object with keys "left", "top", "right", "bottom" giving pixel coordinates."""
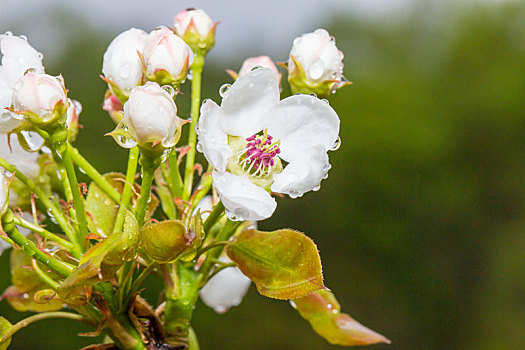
[
  {"left": 219, "top": 68, "right": 279, "bottom": 137},
  {"left": 271, "top": 145, "right": 330, "bottom": 198},
  {"left": 197, "top": 99, "right": 231, "bottom": 172},
  {"left": 263, "top": 94, "right": 339, "bottom": 162},
  {"left": 0, "top": 35, "right": 44, "bottom": 87},
  {"left": 199, "top": 257, "right": 251, "bottom": 314},
  {"left": 0, "top": 134, "right": 40, "bottom": 179},
  {"left": 212, "top": 171, "right": 276, "bottom": 221}
]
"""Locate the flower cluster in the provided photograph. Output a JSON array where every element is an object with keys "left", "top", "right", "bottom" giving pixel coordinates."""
[{"left": 0, "top": 8, "right": 389, "bottom": 350}]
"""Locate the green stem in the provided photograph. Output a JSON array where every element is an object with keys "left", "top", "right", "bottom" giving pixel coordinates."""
[
  {"left": 135, "top": 154, "right": 159, "bottom": 227},
  {"left": 2, "top": 210, "right": 73, "bottom": 277},
  {"left": 0, "top": 312, "right": 88, "bottom": 345},
  {"left": 167, "top": 150, "right": 183, "bottom": 199},
  {"left": 0, "top": 156, "right": 80, "bottom": 257},
  {"left": 68, "top": 144, "right": 121, "bottom": 203},
  {"left": 182, "top": 54, "right": 204, "bottom": 201},
  {"left": 31, "top": 258, "right": 60, "bottom": 290},
  {"left": 113, "top": 146, "right": 139, "bottom": 233},
  {"left": 13, "top": 215, "right": 75, "bottom": 252},
  {"left": 203, "top": 201, "right": 224, "bottom": 234},
  {"left": 61, "top": 146, "right": 88, "bottom": 249}
]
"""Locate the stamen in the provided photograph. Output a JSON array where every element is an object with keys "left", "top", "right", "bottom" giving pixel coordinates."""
[{"left": 241, "top": 129, "right": 281, "bottom": 177}]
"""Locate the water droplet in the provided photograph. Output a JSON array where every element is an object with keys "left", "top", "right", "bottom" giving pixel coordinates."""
[
  {"left": 22, "top": 241, "right": 35, "bottom": 256},
  {"left": 214, "top": 305, "right": 227, "bottom": 314},
  {"left": 187, "top": 70, "right": 193, "bottom": 81},
  {"left": 250, "top": 65, "right": 263, "bottom": 72},
  {"left": 4, "top": 31, "right": 13, "bottom": 36},
  {"left": 313, "top": 184, "right": 321, "bottom": 191},
  {"left": 20, "top": 131, "right": 45, "bottom": 151},
  {"left": 196, "top": 142, "right": 203, "bottom": 152},
  {"left": 162, "top": 85, "right": 175, "bottom": 97},
  {"left": 331, "top": 136, "right": 341, "bottom": 151},
  {"left": 14, "top": 80, "right": 23, "bottom": 91},
  {"left": 119, "top": 64, "right": 130, "bottom": 79},
  {"left": 321, "top": 98, "right": 329, "bottom": 104},
  {"left": 219, "top": 84, "right": 231, "bottom": 98},
  {"left": 289, "top": 300, "right": 297, "bottom": 309},
  {"left": 118, "top": 135, "right": 137, "bottom": 148},
  {"left": 308, "top": 59, "right": 325, "bottom": 80},
  {"left": 158, "top": 105, "right": 165, "bottom": 113},
  {"left": 23, "top": 68, "right": 35, "bottom": 76},
  {"left": 47, "top": 208, "right": 54, "bottom": 218},
  {"left": 19, "top": 35, "right": 27, "bottom": 41},
  {"left": 36, "top": 52, "right": 43, "bottom": 60},
  {"left": 201, "top": 98, "right": 210, "bottom": 106}
]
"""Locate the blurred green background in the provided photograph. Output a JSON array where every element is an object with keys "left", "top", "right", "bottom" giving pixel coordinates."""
[{"left": 1, "top": 1, "right": 525, "bottom": 349}]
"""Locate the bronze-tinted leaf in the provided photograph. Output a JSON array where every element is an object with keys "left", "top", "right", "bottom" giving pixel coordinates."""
[
  {"left": 58, "top": 211, "right": 139, "bottom": 306},
  {"left": 292, "top": 289, "right": 391, "bottom": 346},
  {"left": 139, "top": 220, "right": 194, "bottom": 263},
  {"left": 225, "top": 229, "right": 323, "bottom": 299},
  {"left": 86, "top": 173, "right": 159, "bottom": 237},
  {"left": 0, "top": 316, "right": 12, "bottom": 350}
]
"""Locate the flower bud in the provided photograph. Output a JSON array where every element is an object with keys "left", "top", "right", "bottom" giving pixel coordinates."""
[
  {"left": 102, "top": 28, "right": 148, "bottom": 99},
  {"left": 102, "top": 90, "right": 124, "bottom": 124},
  {"left": 143, "top": 27, "right": 193, "bottom": 87},
  {"left": 12, "top": 72, "right": 68, "bottom": 126},
  {"left": 227, "top": 56, "right": 280, "bottom": 81},
  {"left": 66, "top": 98, "right": 82, "bottom": 142},
  {"left": 174, "top": 8, "right": 217, "bottom": 55},
  {"left": 110, "top": 82, "right": 183, "bottom": 150},
  {"left": 287, "top": 29, "right": 349, "bottom": 98}
]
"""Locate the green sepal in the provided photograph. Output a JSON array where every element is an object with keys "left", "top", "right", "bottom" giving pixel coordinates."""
[
  {"left": 292, "top": 289, "right": 391, "bottom": 346},
  {"left": 225, "top": 229, "right": 324, "bottom": 300},
  {"left": 288, "top": 55, "right": 345, "bottom": 99}
]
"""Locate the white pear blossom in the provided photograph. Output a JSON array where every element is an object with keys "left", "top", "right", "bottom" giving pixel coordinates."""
[
  {"left": 114, "top": 82, "right": 183, "bottom": 148},
  {"left": 12, "top": 72, "right": 68, "bottom": 123},
  {"left": 196, "top": 196, "right": 252, "bottom": 313},
  {"left": 174, "top": 8, "right": 214, "bottom": 38},
  {"left": 0, "top": 133, "right": 40, "bottom": 206},
  {"left": 143, "top": 27, "right": 193, "bottom": 84},
  {"left": 102, "top": 28, "right": 148, "bottom": 95},
  {"left": 200, "top": 256, "right": 252, "bottom": 314},
  {"left": 197, "top": 68, "right": 340, "bottom": 221},
  {"left": 238, "top": 56, "right": 279, "bottom": 78},
  {"left": 0, "top": 33, "right": 45, "bottom": 133}
]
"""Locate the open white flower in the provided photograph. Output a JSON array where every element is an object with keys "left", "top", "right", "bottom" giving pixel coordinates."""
[
  {"left": 102, "top": 28, "right": 148, "bottom": 96},
  {"left": 0, "top": 33, "right": 45, "bottom": 133},
  {"left": 197, "top": 68, "right": 340, "bottom": 221}
]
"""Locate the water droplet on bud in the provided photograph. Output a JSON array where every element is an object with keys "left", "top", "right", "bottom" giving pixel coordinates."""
[
  {"left": 162, "top": 85, "right": 176, "bottom": 97},
  {"left": 219, "top": 84, "right": 231, "bottom": 98},
  {"left": 19, "top": 35, "right": 27, "bottom": 41},
  {"left": 313, "top": 184, "right": 321, "bottom": 191},
  {"left": 4, "top": 31, "right": 13, "bottom": 36},
  {"left": 36, "top": 52, "right": 44, "bottom": 60},
  {"left": 331, "top": 136, "right": 341, "bottom": 151},
  {"left": 119, "top": 64, "right": 131, "bottom": 79},
  {"left": 187, "top": 70, "right": 193, "bottom": 81},
  {"left": 308, "top": 59, "right": 325, "bottom": 80}
]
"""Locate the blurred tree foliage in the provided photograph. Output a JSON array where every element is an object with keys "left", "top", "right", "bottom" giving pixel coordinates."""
[{"left": 1, "top": 2, "right": 525, "bottom": 349}]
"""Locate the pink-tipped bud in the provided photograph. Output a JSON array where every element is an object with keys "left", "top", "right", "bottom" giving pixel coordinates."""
[
  {"left": 143, "top": 27, "right": 193, "bottom": 87},
  {"left": 174, "top": 8, "right": 217, "bottom": 55},
  {"left": 12, "top": 72, "right": 68, "bottom": 125}
]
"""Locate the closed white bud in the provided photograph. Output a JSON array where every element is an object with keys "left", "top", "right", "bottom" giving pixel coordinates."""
[
  {"left": 143, "top": 27, "right": 193, "bottom": 86},
  {"left": 113, "top": 82, "right": 183, "bottom": 149},
  {"left": 102, "top": 28, "right": 148, "bottom": 97},
  {"left": 288, "top": 29, "right": 347, "bottom": 98},
  {"left": 12, "top": 72, "right": 68, "bottom": 124}
]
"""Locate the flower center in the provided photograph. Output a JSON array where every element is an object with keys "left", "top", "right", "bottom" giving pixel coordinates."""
[{"left": 235, "top": 129, "right": 281, "bottom": 177}]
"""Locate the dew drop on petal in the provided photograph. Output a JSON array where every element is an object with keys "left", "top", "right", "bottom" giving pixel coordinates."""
[
  {"left": 162, "top": 85, "right": 175, "bottom": 97},
  {"left": 119, "top": 64, "right": 131, "bottom": 79},
  {"left": 187, "top": 70, "right": 193, "bottom": 81},
  {"left": 321, "top": 98, "right": 329, "bottom": 104},
  {"left": 313, "top": 184, "right": 321, "bottom": 191},
  {"left": 289, "top": 300, "right": 297, "bottom": 309},
  {"left": 331, "top": 136, "right": 341, "bottom": 151},
  {"left": 196, "top": 142, "right": 203, "bottom": 152},
  {"left": 36, "top": 52, "right": 44, "bottom": 60},
  {"left": 19, "top": 35, "right": 27, "bottom": 41},
  {"left": 219, "top": 83, "right": 231, "bottom": 98},
  {"left": 20, "top": 130, "right": 45, "bottom": 151},
  {"left": 4, "top": 31, "right": 13, "bottom": 36},
  {"left": 308, "top": 59, "right": 325, "bottom": 80}
]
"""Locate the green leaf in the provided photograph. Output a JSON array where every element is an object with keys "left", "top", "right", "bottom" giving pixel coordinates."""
[
  {"left": 292, "top": 290, "right": 391, "bottom": 346},
  {"left": 225, "top": 229, "right": 324, "bottom": 299},
  {"left": 139, "top": 220, "right": 197, "bottom": 263},
  {"left": 0, "top": 317, "right": 12, "bottom": 350},
  {"left": 86, "top": 173, "right": 159, "bottom": 237},
  {"left": 58, "top": 210, "right": 139, "bottom": 306}
]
